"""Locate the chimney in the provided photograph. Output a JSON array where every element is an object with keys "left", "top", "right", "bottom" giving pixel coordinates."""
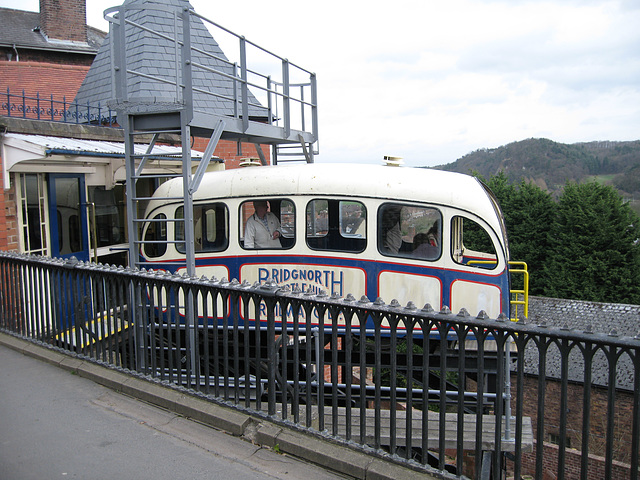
[{"left": 39, "top": 0, "right": 87, "bottom": 43}]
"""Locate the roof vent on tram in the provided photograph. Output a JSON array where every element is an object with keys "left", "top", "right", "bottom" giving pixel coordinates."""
[
  {"left": 239, "top": 158, "right": 262, "bottom": 167},
  {"left": 383, "top": 156, "right": 404, "bottom": 167}
]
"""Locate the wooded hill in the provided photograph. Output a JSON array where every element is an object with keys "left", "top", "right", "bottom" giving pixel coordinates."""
[{"left": 434, "top": 138, "right": 640, "bottom": 198}]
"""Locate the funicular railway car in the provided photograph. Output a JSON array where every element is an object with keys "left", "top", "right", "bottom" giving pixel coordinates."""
[
  {"left": 141, "top": 162, "right": 513, "bottom": 320},
  {"left": 139, "top": 162, "right": 522, "bottom": 408}
]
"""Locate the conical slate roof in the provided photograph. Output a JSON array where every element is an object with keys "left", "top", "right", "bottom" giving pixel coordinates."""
[{"left": 74, "top": 0, "right": 266, "bottom": 120}]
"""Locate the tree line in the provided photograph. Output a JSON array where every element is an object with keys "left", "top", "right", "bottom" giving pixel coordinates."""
[{"left": 481, "top": 172, "right": 640, "bottom": 305}]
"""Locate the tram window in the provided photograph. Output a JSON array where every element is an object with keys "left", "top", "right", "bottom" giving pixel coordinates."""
[
  {"left": 378, "top": 203, "right": 442, "bottom": 260},
  {"left": 143, "top": 213, "right": 167, "bottom": 258},
  {"left": 88, "top": 186, "right": 124, "bottom": 248},
  {"left": 240, "top": 199, "right": 294, "bottom": 249},
  {"left": 279, "top": 200, "right": 295, "bottom": 239},
  {"left": 451, "top": 216, "right": 497, "bottom": 269},
  {"left": 306, "top": 199, "right": 366, "bottom": 253},
  {"left": 176, "top": 203, "right": 229, "bottom": 253}
]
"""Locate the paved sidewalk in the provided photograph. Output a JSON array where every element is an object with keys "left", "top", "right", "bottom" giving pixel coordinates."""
[
  {"left": 0, "top": 340, "right": 348, "bottom": 480},
  {"left": 0, "top": 333, "right": 436, "bottom": 480}
]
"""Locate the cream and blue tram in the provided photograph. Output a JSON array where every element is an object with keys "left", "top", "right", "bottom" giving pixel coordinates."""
[{"left": 140, "top": 163, "right": 512, "bottom": 336}]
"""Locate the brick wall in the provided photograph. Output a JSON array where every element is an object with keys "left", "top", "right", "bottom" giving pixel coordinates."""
[
  {"left": 191, "top": 138, "right": 271, "bottom": 167},
  {"left": 323, "top": 337, "right": 343, "bottom": 384},
  {"left": 39, "top": 0, "right": 87, "bottom": 43},
  {"left": 510, "top": 374, "right": 637, "bottom": 478},
  {"left": 0, "top": 169, "right": 19, "bottom": 252},
  {"left": 518, "top": 441, "right": 634, "bottom": 480},
  {"left": 0, "top": 49, "right": 95, "bottom": 66}
]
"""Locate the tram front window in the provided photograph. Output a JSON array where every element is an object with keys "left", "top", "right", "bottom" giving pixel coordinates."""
[
  {"left": 143, "top": 213, "right": 167, "bottom": 258},
  {"left": 451, "top": 216, "right": 498, "bottom": 269}
]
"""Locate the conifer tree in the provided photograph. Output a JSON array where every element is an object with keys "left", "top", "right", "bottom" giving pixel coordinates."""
[{"left": 543, "top": 181, "right": 640, "bottom": 303}]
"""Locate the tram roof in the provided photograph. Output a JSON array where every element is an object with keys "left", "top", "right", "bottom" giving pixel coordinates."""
[{"left": 152, "top": 163, "right": 502, "bottom": 227}]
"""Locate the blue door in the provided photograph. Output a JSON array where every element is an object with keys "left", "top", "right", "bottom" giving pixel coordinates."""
[
  {"left": 47, "top": 174, "right": 92, "bottom": 338},
  {"left": 48, "top": 174, "right": 90, "bottom": 262}
]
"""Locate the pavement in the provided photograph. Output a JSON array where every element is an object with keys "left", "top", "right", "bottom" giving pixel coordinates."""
[{"left": 0, "top": 332, "right": 436, "bottom": 480}]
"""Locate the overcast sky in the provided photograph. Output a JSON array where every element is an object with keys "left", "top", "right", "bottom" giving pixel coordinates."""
[{"left": 4, "top": 0, "right": 640, "bottom": 167}]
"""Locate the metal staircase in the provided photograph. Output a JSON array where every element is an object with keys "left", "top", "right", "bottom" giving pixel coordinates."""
[
  {"left": 101, "top": 2, "right": 319, "bottom": 373},
  {"left": 275, "top": 137, "right": 315, "bottom": 164}
]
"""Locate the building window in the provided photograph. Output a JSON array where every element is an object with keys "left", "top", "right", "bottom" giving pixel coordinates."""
[
  {"left": 17, "top": 173, "right": 48, "bottom": 256},
  {"left": 88, "top": 186, "right": 125, "bottom": 248},
  {"left": 549, "top": 432, "right": 571, "bottom": 448}
]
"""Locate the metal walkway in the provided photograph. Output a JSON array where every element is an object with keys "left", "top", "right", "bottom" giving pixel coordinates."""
[{"left": 103, "top": 2, "right": 318, "bottom": 273}]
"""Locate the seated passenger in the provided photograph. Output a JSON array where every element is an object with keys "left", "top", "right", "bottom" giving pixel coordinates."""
[
  {"left": 244, "top": 200, "right": 282, "bottom": 249},
  {"left": 413, "top": 232, "right": 440, "bottom": 259},
  {"left": 381, "top": 206, "right": 403, "bottom": 254},
  {"left": 426, "top": 222, "right": 439, "bottom": 248},
  {"left": 343, "top": 215, "right": 365, "bottom": 237}
]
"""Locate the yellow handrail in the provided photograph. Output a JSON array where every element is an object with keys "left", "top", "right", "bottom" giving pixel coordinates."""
[
  {"left": 466, "top": 260, "right": 529, "bottom": 321},
  {"left": 508, "top": 261, "right": 529, "bottom": 321}
]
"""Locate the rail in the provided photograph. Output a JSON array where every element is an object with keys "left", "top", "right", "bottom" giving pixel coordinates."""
[
  {"left": 104, "top": 4, "right": 318, "bottom": 144},
  {"left": 1, "top": 252, "right": 639, "bottom": 480},
  {"left": 467, "top": 260, "right": 529, "bottom": 320},
  {"left": 508, "top": 261, "right": 529, "bottom": 319},
  {"left": 1, "top": 88, "right": 117, "bottom": 126}
]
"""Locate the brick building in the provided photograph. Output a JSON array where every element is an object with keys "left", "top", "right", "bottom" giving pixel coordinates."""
[
  {"left": 0, "top": 0, "right": 104, "bottom": 66},
  {"left": 0, "top": 0, "right": 105, "bottom": 254},
  {"left": 0, "top": 0, "right": 271, "bottom": 262}
]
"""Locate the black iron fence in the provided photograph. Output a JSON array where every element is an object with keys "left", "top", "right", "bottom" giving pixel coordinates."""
[
  {"left": 1, "top": 88, "right": 117, "bottom": 126},
  {"left": 1, "top": 251, "right": 639, "bottom": 480}
]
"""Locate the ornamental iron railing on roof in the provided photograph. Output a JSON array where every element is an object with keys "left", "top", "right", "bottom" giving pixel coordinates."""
[{"left": 1, "top": 88, "right": 117, "bottom": 126}]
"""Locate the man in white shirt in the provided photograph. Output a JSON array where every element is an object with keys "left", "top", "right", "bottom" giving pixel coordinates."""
[{"left": 244, "top": 200, "right": 282, "bottom": 249}]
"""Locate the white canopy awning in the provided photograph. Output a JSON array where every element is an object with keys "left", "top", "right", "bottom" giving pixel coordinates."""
[{"left": 1, "top": 133, "right": 207, "bottom": 188}]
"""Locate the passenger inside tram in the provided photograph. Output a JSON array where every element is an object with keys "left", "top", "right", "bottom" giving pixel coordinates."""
[
  {"left": 412, "top": 220, "right": 440, "bottom": 257},
  {"left": 244, "top": 200, "right": 283, "bottom": 249},
  {"left": 380, "top": 205, "right": 404, "bottom": 254}
]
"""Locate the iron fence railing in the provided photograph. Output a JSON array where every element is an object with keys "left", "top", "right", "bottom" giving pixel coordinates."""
[
  {"left": 1, "top": 251, "right": 639, "bottom": 480},
  {"left": 1, "top": 88, "right": 117, "bottom": 126}
]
